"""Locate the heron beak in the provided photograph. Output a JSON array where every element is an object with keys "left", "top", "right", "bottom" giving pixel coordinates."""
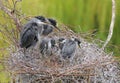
[{"left": 44, "top": 21, "right": 50, "bottom": 24}]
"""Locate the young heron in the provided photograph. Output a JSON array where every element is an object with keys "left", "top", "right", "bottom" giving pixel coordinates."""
[
  {"left": 20, "top": 16, "right": 58, "bottom": 49},
  {"left": 39, "top": 38, "right": 57, "bottom": 56},
  {"left": 58, "top": 38, "right": 81, "bottom": 60}
]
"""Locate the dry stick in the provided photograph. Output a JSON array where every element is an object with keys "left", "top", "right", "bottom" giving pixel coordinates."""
[
  {"left": 102, "top": 0, "right": 116, "bottom": 49},
  {"left": 0, "top": 1, "right": 22, "bottom": 32}
]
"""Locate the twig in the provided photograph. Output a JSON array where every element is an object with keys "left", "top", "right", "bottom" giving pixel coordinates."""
[
  {"left": 102, "top": 0, "right": 116, "bottom": 49},
  {"left": 0, "top": 0, "right": 22, "bottom": 32}
]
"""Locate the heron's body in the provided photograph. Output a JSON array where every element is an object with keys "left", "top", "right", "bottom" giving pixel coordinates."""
[
  {"left": 61, "top": 39, "right": 76, "bottom": 59},
  {"left": 58, "top": 38, "right": 81, "bottom": 60},
  {"left": 20, "top": 22, "right": 38, "bottom": 48},
  {"left": 39, "top": 38, "right": 56, "bottom": 56}
]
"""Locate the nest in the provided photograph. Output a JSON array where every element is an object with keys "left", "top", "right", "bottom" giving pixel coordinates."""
[{"left": 6, "top": 26, "right": 120, "bottom": 83}]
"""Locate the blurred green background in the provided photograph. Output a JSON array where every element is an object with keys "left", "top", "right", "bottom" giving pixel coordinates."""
[{"left": 0, "top": 0, "right": 120, "bottom": 82}]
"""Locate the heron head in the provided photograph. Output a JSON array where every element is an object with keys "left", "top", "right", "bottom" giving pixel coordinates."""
[
  {"left": 48, "top": 18, "right": 60, "bottom": 31},
  {"left": 35, "top": 16, "right": 60, "bottom": 31},
  {"left": 48, "top": 18, "right": 57, "bottom": 27},
  {"left": 35, "top": 16, "right": 46, "bottom": 22},
  {"left": 35, "top": 16, "right": 50, "bottom": 25},
  {"left": 58, "top": 38, "right": 66, "bottom": 43},
  {"left": 74, "top": 38, "right": 81, "bottom": 47},
  {"left": 50, "top": 39, "right": 56, "bottom": 47}
]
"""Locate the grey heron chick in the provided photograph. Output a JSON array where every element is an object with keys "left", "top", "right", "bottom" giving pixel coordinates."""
[
  {"left": 58, "top": 38, "right": 81, "bottom": 60},
  {"left": 20, "top": 16, "right": 47, "bottom": 49},
  {"left": 20, "top": 22, "right": 38, "bottom": 48},
  {"left": 39, "top": 38, "right": 58, "bottom": 56}
]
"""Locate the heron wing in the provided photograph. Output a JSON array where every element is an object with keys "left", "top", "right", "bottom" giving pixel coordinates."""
[
  {"left": 20, "top": 23, "right": 38, "bottom": 48},
  {"left": 40, "top": 40, "right": 48, "bottom": 54},
  {"left": 61, "top": 40, "right": 76, "bottom": 59}
]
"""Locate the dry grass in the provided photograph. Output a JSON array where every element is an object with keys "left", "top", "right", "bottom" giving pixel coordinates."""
[{"left": 5, "top": 26, "right": 120, "bottom": 83}]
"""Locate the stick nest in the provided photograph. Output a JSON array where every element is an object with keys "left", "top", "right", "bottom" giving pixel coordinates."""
[{"left": 6, "top": 26, "right": 120, "bottom": 83}]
